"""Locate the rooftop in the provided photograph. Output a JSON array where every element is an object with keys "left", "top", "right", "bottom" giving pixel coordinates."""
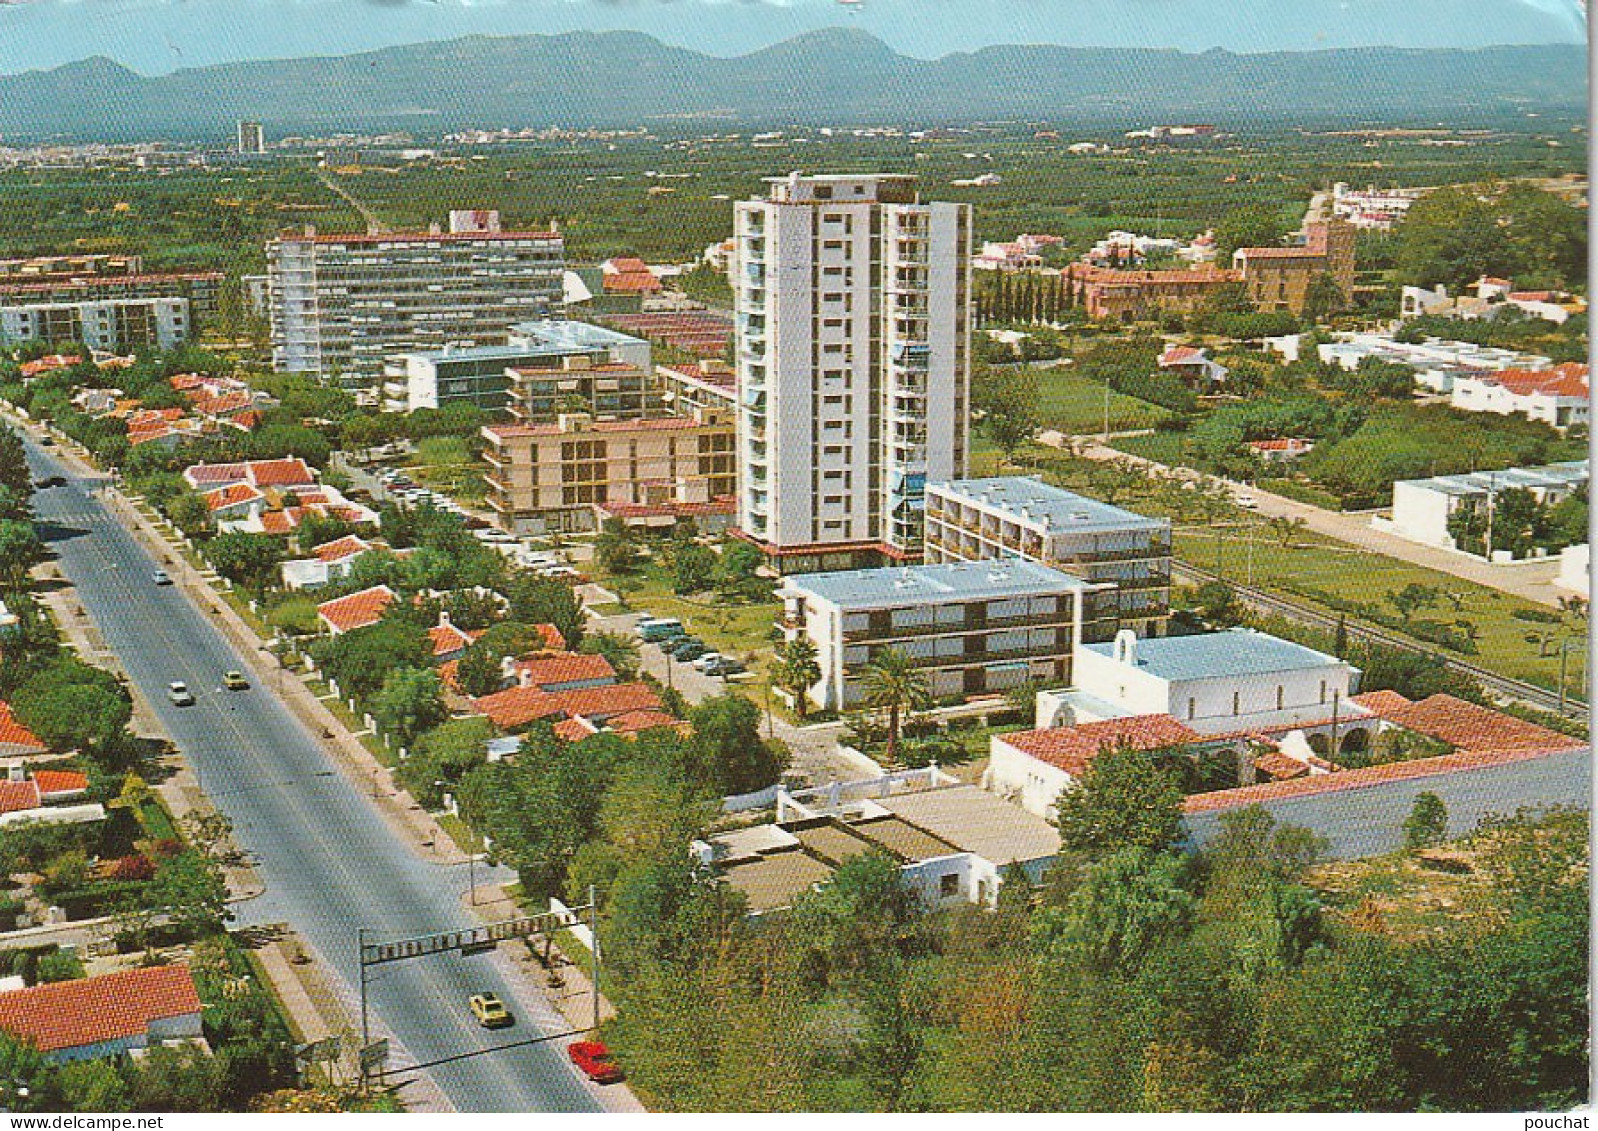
[
  {"left": 1351, "top": 691, "right": 1584, "bottom": 756},
  {"left": 782, "top": 559, "right": 1096, "bottom": 611},
  {"left": 316, "top": 585, "right": 397, "bottom": 634},
  {"left": 929, "top": 476, "right": 1169, "bottom": 536},
  {"left": 0, "top": 966, "right": 201, "bottom": 1054},
  {"left": 877, "top": 784, "right": 1060, "bottom": 866},
  {"left": 1397, "top": 460, "right": 1588, "bottom": 498},
  {"left": 1083, "top": 628, "right": 1349, "bottom": 682},
  {"left": 1000, "top": 714, "right": 1204, "bottom": 777}
]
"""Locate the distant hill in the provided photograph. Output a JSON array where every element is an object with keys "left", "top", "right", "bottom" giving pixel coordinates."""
[{"left": 0, "top": 28, "right": 1585, "bottom": 142}]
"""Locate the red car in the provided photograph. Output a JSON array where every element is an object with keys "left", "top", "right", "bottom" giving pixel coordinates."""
[{"left": 567, "top": 1040, "right": 624, "bottom": 1084}]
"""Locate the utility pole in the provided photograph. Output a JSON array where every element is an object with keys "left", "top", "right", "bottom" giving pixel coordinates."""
[
  {"left": 587, "top": 885, "right": 601, "bottom": 1033},
  {"left": 357, "top": 927, "right": 369, "bottom": 1049}
]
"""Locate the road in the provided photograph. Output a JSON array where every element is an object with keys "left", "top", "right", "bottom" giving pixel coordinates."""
[{"left": 25, "top": 440, "right": 609, "bottom": 1113}]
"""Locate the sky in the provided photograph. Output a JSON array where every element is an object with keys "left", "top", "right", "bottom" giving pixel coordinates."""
[{"left": 0, "top": 0, "right": 1587, "bottom": 75}]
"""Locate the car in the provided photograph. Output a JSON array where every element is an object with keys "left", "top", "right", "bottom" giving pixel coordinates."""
[
  {"left": 1234, "top": 495, "right": 1258, "bottom": 509},
  {"left": 704, "top": 657, "right": 747, "bottom": 678},
  {"left": 468, "top": 993, "right": 514, "bottom": 1029},
  {"left": 223, "top": 671, "right": 249, "bottom": 691},
  {"left": 38, "top": 436, "right": 54, "bottom": 447},
  {"left": 151, "top": 570, "right": 173, "bottom": 586},
  {"left": 671, "top": 640, "right": 707, "bottom": 662},
  {"left": 692, "top": 652, "right": 724, "bottom": 672},
  {"left": 567, "top": 1040, "right": 624, "bottom": 1084},
  {"left": 167, "top": 681, "right": 195, "bottom": 707}
]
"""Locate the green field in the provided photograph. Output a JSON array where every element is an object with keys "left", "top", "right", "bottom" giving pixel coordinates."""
[
  {"left": 1175, "top": 525, "right": 1587, "bottom": 693},
  {"left": 1034, "top": 365, "right": 1173, "bottom": 434}
]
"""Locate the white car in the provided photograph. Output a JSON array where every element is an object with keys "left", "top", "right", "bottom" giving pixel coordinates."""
[
  {"left": 691, "top": 652, "right": 724, "bottom": 672},
  {"left": 1235, "top": 495, "right": 1259, "bottom": 509},
  {"left": 168, "top": 681, "right": 195, "bottom": 707}
]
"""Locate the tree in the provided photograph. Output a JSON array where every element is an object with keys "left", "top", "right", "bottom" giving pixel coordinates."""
[
  {"left": 0, "top": 429, "right": 31, "bottom": 501},
  {"left": 1267, "top": 514, "right": 1307, "bottom": 547},
  {"left": 1056, "top": 847, "right": 1196, "bottom": 973},
  {"left": 0, "top": 519, "right": 43, "bottom": 592},
  {"left": 14, "top": 659, "right": 132, "bottom": 752},
  {"left": 715, "top": 540, "right": 767, "bottom": 601},
  {"left": 314, "top": 618, "right": 431, "bottom": 701},
  {"left": 206, "top": 532, "right": 284, "bottom": 600},
  {"left": 1214, "top": 204, "right": 1292, "bottom": 262},
  {"left": 150, "top": 849, "right": 231, "bottom": 938},
  {"left": 769, "top": 636, "right": 822, "bottom": 720},
  {"left": 1053, "top": 742, "right": 1187, "bottom": 858},
  {"left": 1188, "top": 580, "right": 1243, "bottom": 628},
  {"left": 372, "top": 667, "right": 447, "bottom": 747},
  {"left": 165, "top": 491, "right": 211, "bottom": 539},
  {"left": 505, "top": 572, "right": 585, "bottom": 649},
  {"left": 860, "top": 647, "right": 932, "bottom": 766},
  {"left": 394, "top": 716, "right": 493, "bottom": 809},
  {"left": 1386, "top": 582, "right": 1442, "bottom": 624},
  {"left": 1403, "top": 792, "right": 1449, "bottom": 852},
  {"left": 595, "top": 517, "right": 641, "bottom": 576},
  {"left": 672, "top": 543, "right": 716, "bottom": 595},
  {"left": 581, "top": 631, "right": 640, "bottom": 680},
  {"left": 1301, "top": 271, "right": 1348, "bottom": 323},
  {"left": 687, "top": 693, "right": 786, "bottom": 795},
  {"left": 454, "top": 641, "right": 506, "bottom": 698}
]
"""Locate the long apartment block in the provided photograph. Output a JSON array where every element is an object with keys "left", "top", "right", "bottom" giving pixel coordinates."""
[
  {"left": 924, "top": 476, "right": 1172, "bottom": 637},
  {"left": 267, "top": 210, "right": 564, "bottom": 385},
  {"left": 778, "top": 559, "right": 1114, "bottom": 713}
]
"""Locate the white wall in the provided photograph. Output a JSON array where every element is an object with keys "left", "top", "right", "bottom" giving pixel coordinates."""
[{"left": 985, "top": 735, "right": 1075, "bottom": 819}]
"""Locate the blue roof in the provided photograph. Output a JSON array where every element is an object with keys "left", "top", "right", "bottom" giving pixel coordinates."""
[
  {"left": 929, "top": 476, "right": 1168, "bottom": 535},
  {"left": 783, "top": 559, "right": 1095, "bottom": 611},
  {"left": 1085, "top": 628, "right": 1347, "bottom": 681},
  {"left": 508, "top": 319, "right": 648, "bottom": 351}
]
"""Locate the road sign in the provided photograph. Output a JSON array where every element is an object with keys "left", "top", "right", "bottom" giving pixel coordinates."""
[
  {"left": 297, "top": 1036, "right": 341, "bottom": 1064},
  {"left": 359, "top": 1039, "right": 389, "bottom": 1074},
  {"left": 359, "top": 908, "right": 581, "bottom": 966}
]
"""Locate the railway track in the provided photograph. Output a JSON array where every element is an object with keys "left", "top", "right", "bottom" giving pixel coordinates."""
[{"left": 1171, "top": 561, "right": 1589, "bottom": 721}]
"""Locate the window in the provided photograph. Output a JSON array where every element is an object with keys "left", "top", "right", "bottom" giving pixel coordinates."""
[
  {"left": 1276, "top": 685, "right": 1285, "bottom": 710},
  {"left": 1232, "top": 691, "right": 1241, "bottom": 716},
  {"left": 939, "top": 874, "right": 959, "bottom": 898},
  {"left": 1319, "top": 680, "right": 1327, "bottom": 704},
  {"left": 1187, "top": 697, "right": 1196, "bottom": 720}
]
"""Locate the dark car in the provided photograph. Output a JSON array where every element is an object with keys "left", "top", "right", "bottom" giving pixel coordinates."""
[
  {"left": 567, "top": 1040, "right": 624, "bottom": 1084},
  {"left": 671, "top": 640, "right": 707, "bottom": 662}
]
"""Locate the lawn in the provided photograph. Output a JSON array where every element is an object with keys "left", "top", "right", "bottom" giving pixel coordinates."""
[
  {"left": 1175, "top": 525, "right": 1588, "bottom": 693},
  {"left": 598, "top": 558, "right": 780, "bottom": 665},
  {"left": 1034, "top": 366, "right": 1173, "bottom": 435},
  {"left": 1107, "top": 430, "right": 1193, "bottom": 467}
]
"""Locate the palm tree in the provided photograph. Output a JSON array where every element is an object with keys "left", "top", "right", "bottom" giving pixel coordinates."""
[
  {"left": 770, "top": 636, "right": 822, "bottom": 720},
  {"left": 860, "top": 647, "right": 932, "bottom": 766}
]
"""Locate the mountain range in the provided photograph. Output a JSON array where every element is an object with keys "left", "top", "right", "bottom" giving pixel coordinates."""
[{"left": 0, "top": 28, "right": 1585, "bottom": 142}]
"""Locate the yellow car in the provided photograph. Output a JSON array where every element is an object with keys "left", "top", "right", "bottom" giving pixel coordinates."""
[
  {"left": 469, "top": 993, "right": 513, "bottom": 1029},
  {"left": 223, "top": 671, "right": 250, "bottom": 691}
]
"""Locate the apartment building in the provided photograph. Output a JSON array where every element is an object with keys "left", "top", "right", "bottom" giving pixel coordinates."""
[
  {"left": 481, "top": 407, "right": 736, "bottom": 534},
  {"left": 237, "top": 120, "right": 266, "bottom": 155},
  {"left": 381, "top": 321, "right": 652, "bottom": 416},
  {"left": 656, "top": 359, "right": 736, "bottom": 416},
  {"left": 0, "top": 297, "right": 190, "bottom": 352},
  {"left": 1376, "top": 460, "right": 1589, "bottom": 557},
  {"left": 923, "top": 476, "right": 1171, "bottom": 638},
  {"left": 266, "top": 210, "right": 564, "bottom": 385},
  {"left": 733, "top": 173, "right": 972, "bottom": 573},
  {"left": 0, "top": 270, "right": 221, "bottom": 326},
  {"left": 1232, "top": 217, "right": 1356, "bottom": 314},
  {"left": 777, "top": 559, "right": 1112, "bottom": 713}
]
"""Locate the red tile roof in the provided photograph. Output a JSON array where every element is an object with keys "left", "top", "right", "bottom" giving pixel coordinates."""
[
  {"left": 248, "top": 458, "right": 317, "bottom": 487},
  {"left": 1160, "top": 346, "right": 1205, "bottom": 364},
  {"left": 473, "top": 680, "right": 663, "bottom": 732},
  {"left": 1001, "top": 714, "right": 1203, "bottom": 777},
  {"left": 1355, "top": 692, "right": 1582, "bottom": 756},
  {"left": 169, "top": 373, "right": 205, "bottom": 391},
  {"left": 553, "top": 717, "right": 598, "bottom": 742},
  {"left": 429, "top": 621, "right": 481, "bottom": 658},
  {"left": 0, "top": 780, "right": 40, "bottom": 814},
  {"left": 33, "top": 770, "right": 88, "bottom": 797},
  {"left": 604, "top": 708, "right": 687, "bottom": 737},
  {"left": 533, "top": 623, "right": 567, "bottom": 651},
  {"left": 18, "top": 355, "right": 81, "bottom": 378},
  {"left": 512, "top": 652, "right": 616, "bottom": 690},
  {"left": 1348, "top": 689, "right": 1414, "bottom": 715},
  {"left": 316, "top": 585, "right": 397, "bottom": 634},
  {"left": 282, "top": 230, "right": 559, "bottom": 245},
  {"left": 603, "top": 272, "right": 663, "bottom": 294},
  {"left": 1253, "top": 750, "right": 1309, "bottom": 781},
  {"left": 203, "top": 483, "right": 263, "bottom": 512},
  {"left": 1474, "top": 363, "right": 1588, "bottom": 399},
  {"left": 596, "top": 496, "right": 737, "bottom": 520},
  {"left": 1185, "top": 742, "right": 1582, "bottom": 813},
  {"left": 0, "top": 702, "right": 45, "bottom": 752},
  {"left": 311, "top": 535, "right": 372, "bottom": 564},
  {"left": 0, "top": 966, "right": 201, "bottom": 1054}
]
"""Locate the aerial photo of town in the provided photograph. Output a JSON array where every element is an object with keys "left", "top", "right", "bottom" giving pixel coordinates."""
[{"left": 0, "top": 0, "right": 1587, "bottom": 1119}]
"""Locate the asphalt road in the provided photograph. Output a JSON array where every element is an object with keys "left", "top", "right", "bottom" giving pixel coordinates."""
[{"left": 24, "top": 441, "right": 605, "bottom": 1114}]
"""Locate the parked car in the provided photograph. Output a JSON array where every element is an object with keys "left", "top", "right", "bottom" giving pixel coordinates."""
[
  {"left": 469, "top": 993, "right": 514, "bottom": 1029},
  {"left": 703, "top": 656, "right": 747, "bottom": 678},
  {"left": 1234, "top": 494, "right": 1258, "bottom": 509},
  {"left": 671, "top": 640, "right": 708, "bottom": 662},
  {"left": 692, "top": 652, "right": 724, "bottom": 672},
  {"left": 223, "top": 671, "right": 249, "bottom": 691},
  {"left": 151, "top": 570, "right": 173, "bottom": 586},
  {"left": 167, "top": 681, "right": 195, "bottom": 706},
  {"left": 567, "top": 1041, "right": 623, "bottom": 1084}
]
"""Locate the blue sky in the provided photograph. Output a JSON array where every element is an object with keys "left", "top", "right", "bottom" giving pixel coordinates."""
[{"left": 0, "top": 0, "right": 1587, "bottom": 75}]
